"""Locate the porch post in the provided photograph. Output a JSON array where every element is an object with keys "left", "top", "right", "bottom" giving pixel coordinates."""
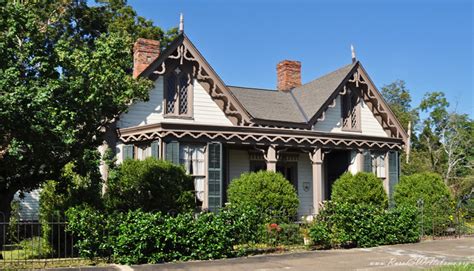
[
  {"left": 310, "top": 147, "right": 323, "bottom": 214},
  {"left": 266, "top": 145, "right": 277, "bottom": 172}
]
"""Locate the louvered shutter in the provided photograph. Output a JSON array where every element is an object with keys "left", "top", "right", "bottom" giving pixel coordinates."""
[
  {"left": 388, "top": 151, "right": 399, "bottom": 207},
  {"left": 151, "top": 141, "right": 160, "bottom": 159},
  {"left": 363, "top": 151, "right": 373, "bottom": 173},
  {"left": 208, "top": 142, "right": 222, "bottom": 212},
  {"left": 165, "top": 141, "right": 179, "bottom": 165},
  {"left": 123, "top": 145, "right": 134, "bottom": 161}
]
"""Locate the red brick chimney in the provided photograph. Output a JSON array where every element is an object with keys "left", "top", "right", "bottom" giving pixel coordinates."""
[
  {"left": 277, "top": 60, "right": 302, "bottom": 91},
  {"left": 133, "top": 38, "right": 160, "bottom": 78}
]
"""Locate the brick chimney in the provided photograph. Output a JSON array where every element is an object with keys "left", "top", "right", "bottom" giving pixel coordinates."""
[
  {"left": 133, "top": 38, "right": 160, "bottom": 78},
  {"left": 277, "top": 60, "right": 301, "bottom": 91}
]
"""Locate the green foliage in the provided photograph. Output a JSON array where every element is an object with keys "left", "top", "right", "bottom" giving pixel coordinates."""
[
  {"left": 18, "top": 237, "right": 53, "bottom": 259},
  {"left": 331, "top": 172, "right": 388, "bottom": 208},
  {"left": 308, "top": 221, "right": 332, "bottom": 248},
  {"left": 309, "top": 202, "right": 419, "bottom": 248},
  {"left": 381, "top": 80, "right": 418, "bottom": 131},
  {"left": 394, "top": 172, "right": 453, "bottom": 235},
  {"left": 227, "top": 171, "right": 299, "bottom": 220},
  {"left": 0, "top": 0, "right": 176, "bottom": 213},
  {"left": 65, "top": 205, "right": 115, "bottom": 259},
  {"left": 104, "top": 158, "right": 194, "bottom": 212},
  {"left": 66, "top": 206, "right": 264, "bottom": 264}
]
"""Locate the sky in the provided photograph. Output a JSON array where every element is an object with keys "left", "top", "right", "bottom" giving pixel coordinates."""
[{"left": 127, "top": 0, "right": 473, "bottom": 117}]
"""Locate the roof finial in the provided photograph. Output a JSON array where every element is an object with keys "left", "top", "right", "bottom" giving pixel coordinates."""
[
  {"left": 351, "top": 44, "right": 356, "bottom": 63},
  {"left": 179, "top": 13, "right": 184, "bottom": 34}
]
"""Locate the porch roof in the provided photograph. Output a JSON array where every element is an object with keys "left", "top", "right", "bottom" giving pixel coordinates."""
[{"left": 117, "top": 122, "right": 404, "bottom": 151}]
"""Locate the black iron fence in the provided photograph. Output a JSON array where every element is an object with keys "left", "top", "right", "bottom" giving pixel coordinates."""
[{"left": 0, "top": 212, "right": 83, "bottom": 270}]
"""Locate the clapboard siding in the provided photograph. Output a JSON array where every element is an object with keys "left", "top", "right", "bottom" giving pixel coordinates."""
[
  {"left": 13, "top": 189, "right": 41, "bottom": 221},
  {"left": 228, "top": 149, "right": 249, "bottom": 182},
  {"left": 313, "top": 96, "right": 388, "bottom": 137},
  {"left": 117, "top": 78, "right": 233, "bottom": 128},
  {"left": 297, "top": 153, "right": 313, "bottom": 218}
]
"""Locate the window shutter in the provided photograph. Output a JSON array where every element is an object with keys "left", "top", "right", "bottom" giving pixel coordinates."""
[
  {"left": 208, "top": 142, "right": 222, "bottom": 212},
  {"left": 363, "top": 151, "right": 372, "bottom": 173},
  {"left": 123, "top": 144, "right": 134, "bottom": 161},
  {"left": 151, "top": 141, "right": 160, "bottom": 159},
  {"left": 165, "top": 141, "right": 179, "bottom": 165},
  {"left": 388, "top": 151, "right": 399, "bottom": 206}
]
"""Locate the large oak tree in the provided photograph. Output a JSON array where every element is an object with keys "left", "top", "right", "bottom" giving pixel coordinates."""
[{"left": 0, "top": 0, "right": 176, "bottom": 213}]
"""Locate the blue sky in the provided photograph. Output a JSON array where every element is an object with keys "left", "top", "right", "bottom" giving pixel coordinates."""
[{"left": 128, "top": 0, "right": 473, "bottom": 117}]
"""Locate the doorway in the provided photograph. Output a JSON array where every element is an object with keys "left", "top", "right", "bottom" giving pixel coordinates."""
[
  {"left": 324, "top": 150, "right": 350, "bottom": 200},
  {"left": 277, "top": 162, "right": 298, "bottom": 191}
]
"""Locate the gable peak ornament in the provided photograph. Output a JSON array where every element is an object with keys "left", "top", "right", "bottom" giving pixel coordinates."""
[
  {"left": 351, "top": 44, "right": 356, "bottom": 63},
  {"left": 179, "top": 13, "right": 184, "bottom": 34}
]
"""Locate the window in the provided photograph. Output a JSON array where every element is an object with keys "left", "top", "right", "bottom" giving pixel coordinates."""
[
  {"left": 165, "top": 141, "right": 207, "bottom": 207},
  {"left": 122, "top": 141, "right": 160, "bottom": 161},
  {"left": 180, "top": 144, "right": 206, "bottom": 203},
  {"left": 123, "top": 144, "right": 134, "bottom": 161},
  {"left": 363, "top": 150, "right": 386, "bottom": 179},
  {"left": 341, "top": 88, "right": 361, "bottom": 131},
  {"left": 165, "top": 68, "right": 192, "bottom": 117}
]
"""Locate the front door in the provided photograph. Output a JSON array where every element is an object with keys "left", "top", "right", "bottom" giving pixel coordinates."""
[
  {"left": 324, "top": 150, "right": 350, "bottom": 199},
  {"left": 277, "top": 162, "right": 298, "bottom": 191}
]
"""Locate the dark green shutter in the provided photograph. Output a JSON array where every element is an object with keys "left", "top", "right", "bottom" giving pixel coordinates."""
[
  {"left": 151, "top": 141, "right": 160, "bottom": 159},
  {"left": 165, "top": 141, "right": 179, "bottom": 165},
  {"left": 363, "top": 151, "right": 373, "bottom": 173},
  {"left": 123, "top": 144, "right": 134, "bottom": 161},
  {"left": 388, "top": 151, "right": 399, "bottom": 206},
  {"left": 208, "top": 142, "right": 222, "bottom": 212}
]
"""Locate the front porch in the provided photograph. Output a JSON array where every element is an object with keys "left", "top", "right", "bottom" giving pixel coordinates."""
[{"left": 113, "top": 122, "right": 402, "bottom": 217}]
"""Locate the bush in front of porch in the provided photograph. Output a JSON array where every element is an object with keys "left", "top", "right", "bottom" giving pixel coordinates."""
[
  {"left": 227, "top": 171, "right": 299, "bottom": 221},
  {"left": 331, "top": 172, "right": 388, "bottom": 208},
  {"left": 104, "top": 158, "right": 195, "bottom": 213}
]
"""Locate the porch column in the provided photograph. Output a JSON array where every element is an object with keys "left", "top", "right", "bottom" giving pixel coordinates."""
[
  {"left": 310, "top": 147, "right": 323, "bottom": 214},
  {"left": 265, "top": 145, "right": 277, "bottom": 172}
]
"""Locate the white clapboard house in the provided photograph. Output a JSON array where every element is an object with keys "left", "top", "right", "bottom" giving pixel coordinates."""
[{"left": 97, "top": 28, "right": 407, "bottom": 218}]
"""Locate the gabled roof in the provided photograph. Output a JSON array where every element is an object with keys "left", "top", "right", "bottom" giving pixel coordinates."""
[
  {"left": 226, "top": 62, "right": 357, "bottom": 126},
  {"left": 137, "top": 34, "right": 407, "bottom": 141},
  {"left": 292, "top": 62, "right": 357, "bottom": 122},
  {"left": 228, "top": 86, "right": 306, "bottom": 124}
]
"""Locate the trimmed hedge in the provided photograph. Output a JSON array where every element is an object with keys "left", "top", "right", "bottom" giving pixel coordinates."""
[
  {"left": 104, "top": 158, "right": 195, "bottom": 213},
  {"left": 394, "top": 172, "right": 453, "bottom": 235},
  {"left": 309, "top": 202, "right": 419, "bottom": 248},
  {"left": 66, "top": 204, "right": 267, "bottom": 264},
  {"left": 331, "top": 172, "right": 388, "bottom": 208},
  {"left": 227, "top": 171, "right": 299, "bottom": 220}
]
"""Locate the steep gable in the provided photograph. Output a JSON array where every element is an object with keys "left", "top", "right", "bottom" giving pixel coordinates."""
[{"left": 138, "top": 34, "right": 252, "bottom": 126}]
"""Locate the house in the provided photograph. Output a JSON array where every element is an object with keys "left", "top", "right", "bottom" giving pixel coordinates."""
[{"left": 99, "top": 28, "right": 407, "bottom": 217}]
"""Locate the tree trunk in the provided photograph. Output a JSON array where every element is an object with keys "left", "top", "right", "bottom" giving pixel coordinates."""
[{"left": 0, "top": 190, "right": 14, "bottom": 248}]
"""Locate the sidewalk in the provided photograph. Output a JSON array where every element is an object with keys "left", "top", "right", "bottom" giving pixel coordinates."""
[{"left": 53, "top": 238, "right": 474, "bottom": 271}]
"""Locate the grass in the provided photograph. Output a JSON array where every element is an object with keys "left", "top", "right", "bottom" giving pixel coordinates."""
[
  {"left": 1, "top": 258, "right": 106, "bottom": 270},
  {"left": 427, "top": 263, "right": 474, "bottom": 271}
]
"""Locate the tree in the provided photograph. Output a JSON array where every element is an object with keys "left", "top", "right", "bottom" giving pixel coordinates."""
[
  {"left": 0, "top": 1, "right": 177, "bottom": 214},
  {"left": 380, "top": 80, "right": 418, "bottom": 131}
]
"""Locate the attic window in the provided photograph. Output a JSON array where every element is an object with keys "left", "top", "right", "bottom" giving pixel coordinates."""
[
  {"left": 341, "top": 88, "right": 361, "bottom": 132},
  {"left": 165, "top": 68, "right": 193, "bottom": 117}
]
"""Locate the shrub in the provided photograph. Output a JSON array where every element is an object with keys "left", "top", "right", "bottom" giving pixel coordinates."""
[
  {"left": 394, "top": 172, "right": 452, "bottom": 235},
  {"left": 308, "top": 202, "right": 419, "bottom": 248},
  {"left": 308, "top": 222, "right": 331, "bottom": 248},
  {"left": 331, "top": 172, "right": 388, "bottom": 208},
  {"left": 104, "top": 158, "right": 194, "bottom": 213},
  {"left": 227, "top": 171, "right": 299, "bottom": 220},
  {"left": 66, "top": 206, "right": 264, "bottom": 264}
]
